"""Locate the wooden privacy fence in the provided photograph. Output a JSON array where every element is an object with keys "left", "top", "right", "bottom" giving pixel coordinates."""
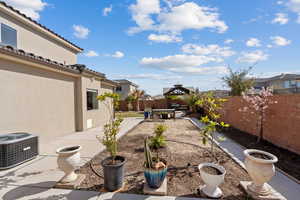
[{"left": 218, "top": 94, "right": 300, "bottom": 154}]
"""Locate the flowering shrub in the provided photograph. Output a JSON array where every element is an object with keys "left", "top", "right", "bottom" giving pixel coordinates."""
[
  {"left": 197, "top": 92, "right": 229, "bottom": 161},
  {"left": 240, "top": 87, "right": 277, "bottom": 143}
]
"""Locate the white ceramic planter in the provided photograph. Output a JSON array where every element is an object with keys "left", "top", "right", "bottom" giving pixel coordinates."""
[
  {"left": 56, "top": 145, "right": 82, "bottom": 183},
  {"left": 198, "top": 163, "right": 226, "bottom": 198},
  {"left": 244, "top": 149, "right": 278, "bottom": 196}
]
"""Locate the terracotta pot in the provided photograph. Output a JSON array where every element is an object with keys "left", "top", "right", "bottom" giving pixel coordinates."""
[
  {"left": 198, "top": 163, "right": 226, "bottom": 198},
  {"left": 244, "top": 149, "right": 278, "bottom": 196},
  {"left": 56, "top": 145, "right": 81, "bottom": 183}
]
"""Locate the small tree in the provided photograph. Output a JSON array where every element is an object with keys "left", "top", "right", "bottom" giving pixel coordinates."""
[
  {"left": 241, "top": 87, "right": 277, "bottom": 143},
  {"left": 96, "top": 92, "right": 123, "bottom": 163},
  {"left": 196, "top": 92, "right": 229, "bottom": 161},
  {"left": 222, "top": 67, "right": 254, "bottom": 96},
  {"left": 132, "top": 89, "right": 145, "bottom": 111}
]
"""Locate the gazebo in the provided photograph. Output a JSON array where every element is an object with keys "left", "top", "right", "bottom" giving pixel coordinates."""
[{"left": 163, "top": 84, "right": 194, "bottom": 96}]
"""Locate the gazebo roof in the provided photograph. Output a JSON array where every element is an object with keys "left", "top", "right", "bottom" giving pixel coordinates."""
[{"left": 163, "top": 84, "right": 194, "bottom": 96}]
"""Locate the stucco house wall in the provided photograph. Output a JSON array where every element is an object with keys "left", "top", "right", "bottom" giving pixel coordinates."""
[
  {"left": 79, "top": 76, "right": 113, "bottom": 130},
  {"left": 0, "top": 59, "right": 77, "bottom": 143},
  {"left": 0, "top": 56, "right": 115, "bottom": 143},
  {"left": 0, "top": 6, "right": 79, "bottom": 65}
]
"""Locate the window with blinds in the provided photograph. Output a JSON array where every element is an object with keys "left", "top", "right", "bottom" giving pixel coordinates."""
[
  {"left": 87, "top": 89, "right": 99, "bottom": 110},
  {"left": 1, "top": 23, "right": 17, "bottom": 47}
]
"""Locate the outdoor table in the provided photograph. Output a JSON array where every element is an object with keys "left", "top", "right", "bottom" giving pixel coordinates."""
[{"left": 151, "top": 109, "right": 176, "bottom": 119}]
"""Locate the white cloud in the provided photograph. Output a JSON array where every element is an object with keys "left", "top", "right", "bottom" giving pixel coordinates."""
[
  {"left": 182, "top": 44, "right": 235, "bottom": 57},
  {"left": 73, "top": 25, "right": 90, "bottom": 39},
  {"left": 286, "top": 0, "right": 300, "bottom": 23},
  {"left": 140, "top": 54, "right": 228, "bottom": 75},
  {"left": 157, "top": 2, "right": 228, "bottom": 34},
  {"left": 246, "top": 38, "right": 261, "bottom": 47},
  {"left": 119, "top": 73, "right": 183, "bottom": 80},
  {"left": 237, "top": 50, "right": 269, "bottom": 63},
  {"left": 85, "top": 50, "right": 99, "bottom": 57},
  {"left": 128, "top": 0, "right": 161, "bottom": 34},
  {"left": 148, "top": 34, "right": 182, "bottom": 43},
  {"left": 3, "top": 0, "right": 47, "bottom": 20},
  {"left": 224, "top": 39, "right": 234, "bottom": 44},
  {"left": 111, "top": 51, "right": 125, "bottom": 58},
  {"left": 272, "top": 13, "right": 289, "bottom": 25},
  {"left": 167, "top": 66, "right": 228, "bottom": 74},
  {"left": 270, "top": 36, "right": 291, "bottom": 46},
  {"left": 128, "top": 1, "right": 228, "bottom": 35},
  {"left": 103, "top": 5, "right": 112, "bottom": 16},
  {"left": 277, "top": 1, "right": 284, "bottom": 5}
]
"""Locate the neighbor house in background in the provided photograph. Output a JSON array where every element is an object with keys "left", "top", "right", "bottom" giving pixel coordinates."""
[
  {"left": 114, "top": 79, "right": 138, "bottom": 100},
  {"left": 0, "top": 2, "right": 116, "bottom": 143},
  {"left": 254, "top": 74, "right": 300, "bottom": 94}
]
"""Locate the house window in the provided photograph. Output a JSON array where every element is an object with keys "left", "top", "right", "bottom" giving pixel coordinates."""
[
  {"left": 116, "top": 86, "right": 122, "bottom": 91},
  {"left": 87, "top": 89, "right": 98, "bottom": 110},
  {"left": 284, "top": 81, "right": 290, "bottom": 88},
  {"left": 1, "top": 24, "right": 17, "bottom": 47}
]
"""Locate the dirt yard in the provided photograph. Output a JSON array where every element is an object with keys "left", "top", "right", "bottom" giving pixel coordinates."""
[{"left": 76, "top": 119, "right": 251, "bottom": 199}]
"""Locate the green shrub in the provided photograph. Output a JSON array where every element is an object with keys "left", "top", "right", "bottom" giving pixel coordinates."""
[{"left": 149, "top": 124, "right": 167, "bottom": 149}]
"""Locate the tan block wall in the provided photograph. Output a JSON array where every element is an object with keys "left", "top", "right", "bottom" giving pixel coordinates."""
[
  {"left": 0, "top": 59, "right": 77, "bottom": 143},
  {"left": 219, "top": 95, "right": 300, "bottom": 154},
  {"left": 0, "top": 12, "right": 77, "bottom": 65}
]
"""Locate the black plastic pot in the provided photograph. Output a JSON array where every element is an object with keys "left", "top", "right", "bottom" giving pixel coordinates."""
[{"left": 101, "top": 155, "right": 126, "bottom": 191}]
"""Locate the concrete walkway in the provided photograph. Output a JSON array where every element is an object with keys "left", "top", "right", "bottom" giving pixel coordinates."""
[
  {"left": 189, "top": 117, "right": 300, "bottom": 200},
  {"left": 0, "top": 117, "right": 144, "bottom": 199}
]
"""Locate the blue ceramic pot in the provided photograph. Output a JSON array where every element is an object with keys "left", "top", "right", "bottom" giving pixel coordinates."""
[{"left": 144, "top": 166, "right": 167, "bottom": 188}]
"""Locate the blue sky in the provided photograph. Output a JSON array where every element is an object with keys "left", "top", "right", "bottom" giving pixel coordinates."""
[{"left": 4, "top": 0, "right": 300, "bottom": 95}]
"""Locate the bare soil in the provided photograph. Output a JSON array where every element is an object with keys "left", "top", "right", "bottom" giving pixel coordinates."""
[
  {"left": 249, "top": 152, "right": 272, "bottom": 160},
  {"left": 220, "top": 126, "right": 300, "bottom": 181},
  {"left": 201, "top": 166, "right": 223, "bottom": 175},
  {"left": 77, "top": 119, "right": 251, "bottom": 199}
]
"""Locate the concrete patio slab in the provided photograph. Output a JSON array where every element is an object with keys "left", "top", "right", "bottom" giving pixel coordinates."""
[
  {"left": 0, "top": 156, "right": 63, "bottom": 189},
  {"left": 40, "top": 139, "right": 103, "bottom": 158},
  {"left": 0, "top": 156, "right": 43, "bottom": 177},
  {"left": 0, "top": 185, "right": 100, "bottom": 200},
  {"left": 98, "top": 192, "right": 210, "bottom": 200},
  {"left": 40, "top": 117, "right": 143, "bottom": 159}
]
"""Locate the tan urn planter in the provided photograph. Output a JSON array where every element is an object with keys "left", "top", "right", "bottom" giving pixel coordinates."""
[
  {"left": 56, "top": 145, "right": 82, "bottom": 183},
  {"left": 243, "top": 149, "right": 278, "bottom": 196}
]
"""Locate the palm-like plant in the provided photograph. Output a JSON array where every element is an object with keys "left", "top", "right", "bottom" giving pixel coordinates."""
[
  {"left": 132, "top": 89, "right": 145, "bottom": 111},
  {"left": 222, "top": 67, "right": 254, "bottom": 96}
]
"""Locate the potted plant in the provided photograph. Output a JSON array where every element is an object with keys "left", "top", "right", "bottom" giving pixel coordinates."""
[
  {"left": 243, "top": 149, "right": 278, "bottom": 195},
  {"left": 97, "top": 93, "right": 126, "bottom": 191},
  {"left": 196, "top": 92, "right": 229, "bottom": 198},
  {"left": 144, "top": 137, "right": 167, "bottom": 188},
  {"left": 56, "top": 145, "right": 82, "bottom": 183}
]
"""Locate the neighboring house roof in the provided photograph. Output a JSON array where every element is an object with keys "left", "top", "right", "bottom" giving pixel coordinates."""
[
  {"left": 114, "top": 79, "right": 138, "bottom": 87},
  {"left": 255, "top": 74, "right": 300, "bottom": 83},
  {"left": 0, "top": 45, "right": 118, "bottom": 86},
  {"left": 0, "top": 1, "right": 83, "bottom": 52}
]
